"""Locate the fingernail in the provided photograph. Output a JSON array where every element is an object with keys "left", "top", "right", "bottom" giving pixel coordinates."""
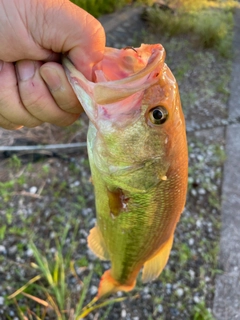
[
  {"left": 17, "top": 60, "right": 35, "bottom": 81},
  {"left": 40, "top": 67, "right": 62, "bottom": 92},
  {"left": 0, "top": 60, "right": 3, "bottom": 72}
]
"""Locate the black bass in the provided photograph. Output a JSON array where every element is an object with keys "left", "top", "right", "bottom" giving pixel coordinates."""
[{"left": 63, "top": 44, "right": 188, "bottom": 298}]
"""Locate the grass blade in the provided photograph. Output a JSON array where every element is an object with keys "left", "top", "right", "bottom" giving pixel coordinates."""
[
  {"left": 75, "top": 270, "right": 93, "bottom": 316},
  {"left": 8, "top": 275, "right": 41, "bottom": 300},
  {"left": 78, "top": 296, "right": 127, "bottom": 319},
  {"left": 21, "top": 292, "right": 50, "bottom": 308}
]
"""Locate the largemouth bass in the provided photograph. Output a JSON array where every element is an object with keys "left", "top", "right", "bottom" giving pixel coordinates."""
[{"left": 63, "top": 44, "right": 188, "bottom": 298}]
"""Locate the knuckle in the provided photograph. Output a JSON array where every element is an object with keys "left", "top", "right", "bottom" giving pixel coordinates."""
[
  {"left": 57, "top": 113, "right": 80, "bottom": 127},
  {"left": 59, "top": 100, "right": 82, "bottom": 113}
]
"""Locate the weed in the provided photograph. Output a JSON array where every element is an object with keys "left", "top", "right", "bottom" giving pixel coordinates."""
[
  {"left": 0, "top": 180, "right": 15, "bottom": 201},
  {"left": 178, "top": 243, "right": 193, "bottom": 265},
  {"left": 9, "top": 155, "right": 22, "bottom": 170},
  {"left": 0, "top": 225, "right": 6, "bottom": 240},
  {"left": 145, "top": 0, "right": 236, "bottom": 56},
  {"left": 169, "top": 0, "right": 209, "bottom": 13},
  {"left": 77, "top": 256, "right": 89, "bottom": 267},
  {"left": 6, "top": 208, "right": 13, "bottom": 224},
  {"left": 192, "top": 301, "right": 215, "bottom": 320},
  {"left": 7, "top": 228, "right": 128, "bottom": 319},
  {"left": 42, "top": 164, "right": 50, "bottom": 174},
  {"left": 93, "top": 261, "right": 104, "bottom": 277},
  {"left": 71, "top": 0, "right": 129, "bottom": 18},
  {"left": 146, "top": 8, "right": 195, "bottom": 37},
  {"left": 194, "top": 10, "right": 233, "bottom": 54},
  {"left": 71, "top": 0, "right": 160, "bottom": 18}
]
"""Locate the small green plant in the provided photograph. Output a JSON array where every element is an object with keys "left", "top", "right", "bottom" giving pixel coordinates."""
[
  {"left": 192, "top": 301, "right": 215, "bottom": 320},
  {"left": 0, "top": 225, "right": 6, "bottom": 240},
  {"left": 178, "top": 243, "right": 192, "bottom": 265},
  {"left": 9, "top": 154, "right": 22, "bottom": 170},
  {"left": 0, "top": 180, "right": 15, "bottom": 201}
]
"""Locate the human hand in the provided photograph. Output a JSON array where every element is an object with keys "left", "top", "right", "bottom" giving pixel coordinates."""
[{"left": 0, "top": 0, "right": 105, "bottom": 129}]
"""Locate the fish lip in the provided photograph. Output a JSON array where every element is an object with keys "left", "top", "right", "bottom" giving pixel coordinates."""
[
  {"left": 62, "top": 45, "right": 166, "bottom": 124},
  {"left": 92, "top": 47, "right": 165, "bottom": 105}
]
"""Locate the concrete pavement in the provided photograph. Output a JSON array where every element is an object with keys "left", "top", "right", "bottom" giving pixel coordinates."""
[{"left": 213, "top": 8, "right": 240, "bottom": 320}]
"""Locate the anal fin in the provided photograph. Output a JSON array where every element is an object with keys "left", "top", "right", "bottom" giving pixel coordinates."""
[
  {"left": 142, "top": 234, "right": 174, "bottom": 283},
  {"left": 88, "top": 226, "right": 109, "bottom": 260}
]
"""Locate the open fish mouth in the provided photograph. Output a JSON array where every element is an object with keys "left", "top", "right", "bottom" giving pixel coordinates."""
[{"left": 62, "top": 44, "right": 166, "bottom": 123}]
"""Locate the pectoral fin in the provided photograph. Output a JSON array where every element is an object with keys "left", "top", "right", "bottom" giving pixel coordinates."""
[
  {"left": 88, "top": 226, "right": 109, "bottom": 260},
  {"left": 142, "top": 234, "right": 174, "bottom": 283}
]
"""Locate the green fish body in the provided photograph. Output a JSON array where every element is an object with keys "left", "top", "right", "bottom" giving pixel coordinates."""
[{"left": 63, "top": 44, "right": 188, "bottom": 298}]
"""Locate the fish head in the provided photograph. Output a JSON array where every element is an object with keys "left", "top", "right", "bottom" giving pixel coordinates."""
[{"left": 63, "top": 44, "right": 186, "bottom": 192}]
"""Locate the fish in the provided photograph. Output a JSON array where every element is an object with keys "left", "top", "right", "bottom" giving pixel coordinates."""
[{"left": 63, "top": 44, "right": 188, "bottom": 299}]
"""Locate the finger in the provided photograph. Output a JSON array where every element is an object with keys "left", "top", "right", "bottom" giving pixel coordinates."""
[
  {"left": 16, "top": 60, "right": 81, "bottom": 126},
  {"left": 40, "top": 62, "right": 83, "bottom": 114},
  {"left": 0, "top": 113, "right": 23, "bottom": 130},
  {"left": 0, "top": 60, "right": 43, "bottom": 128},
  {"left": 33, "top": 1, "right": 106, "bottom": 80}
]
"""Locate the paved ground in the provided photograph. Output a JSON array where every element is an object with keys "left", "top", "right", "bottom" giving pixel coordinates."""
[
  {"left": 99, "top": 5, "right": 146, "bottom": 48},
  {"left": 213, "top": 8, "right": 240, "bottom": 320},
  {"left": 99, "top": 5, "right": 240, "bottom": 320}
]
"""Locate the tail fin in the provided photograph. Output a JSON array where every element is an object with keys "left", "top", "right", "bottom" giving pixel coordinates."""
[{"left": 97, "top": 270, "right": 136, "bottom": 299}]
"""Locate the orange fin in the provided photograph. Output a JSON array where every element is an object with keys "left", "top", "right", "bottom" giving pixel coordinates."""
[
  {"left": 97, "top": 270, "right": 136, "bottom": 299},
  {"left": 88, "top": 226, "right": 109, "bottom": 260},
  {"left": 142, "top": 234, "right": 174, "bottom": 283}
]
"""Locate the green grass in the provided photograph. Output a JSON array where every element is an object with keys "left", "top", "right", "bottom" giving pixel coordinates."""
[
  {"left": 7, "top": 234, "right": 127, "bottom": 319},
  {"left": 71, "top": 0, "right": 153, "bottom": 18},
  {"left": 194, "top": 9, "right": 233, "bottom": 54},
  {"left": 192, "top": 301, "right": 215, "bottom": 320},
  {"left": 71, "top": 0, "right": 126, "bottom": 17},
  {"left": 145, "top": 0, "right": 238, "bottom": 56}
]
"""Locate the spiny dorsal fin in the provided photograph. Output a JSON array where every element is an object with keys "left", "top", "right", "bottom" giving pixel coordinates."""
[
  {"left": 88, "top": 226, "right": 110, "bottom": 261},
  {"left": 142, "top": 234, "right": 174, "bottom": 283}
]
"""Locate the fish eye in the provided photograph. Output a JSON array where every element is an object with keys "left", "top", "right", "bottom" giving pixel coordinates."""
[{"left": 149, "top": 106, "right": 168, "bottom": 125}]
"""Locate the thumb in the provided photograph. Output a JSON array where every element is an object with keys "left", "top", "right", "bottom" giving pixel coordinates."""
[{"left": 33, "top": 0, "right": 106, "bottom": 80}]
